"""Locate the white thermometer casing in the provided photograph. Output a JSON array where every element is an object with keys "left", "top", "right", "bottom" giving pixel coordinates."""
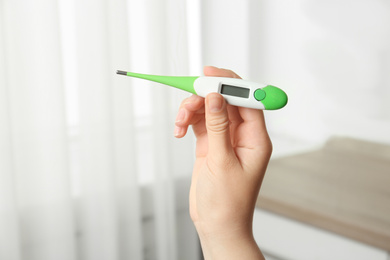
[{"left": 194, "top": 77, "right": 266, "bottom": 110}]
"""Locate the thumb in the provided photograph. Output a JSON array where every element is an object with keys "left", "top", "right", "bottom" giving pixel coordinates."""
[{"left": 205, "top": 93, "right": 234, "bottom": 163}]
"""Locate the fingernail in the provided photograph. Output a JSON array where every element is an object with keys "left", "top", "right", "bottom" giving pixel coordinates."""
[
  {"left": 208, "top": 95, "right": 223, "bottom": 113},
  {"left": 174, "top": 126, "right": 183, "bottom": 137},
  {"left": 175, "top": 108, "right": 186, "bottom": 123}
]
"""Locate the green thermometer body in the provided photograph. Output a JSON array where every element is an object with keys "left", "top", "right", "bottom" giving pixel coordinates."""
[{"left": 117, "top": 70, "right": 287, "bottom": 110}]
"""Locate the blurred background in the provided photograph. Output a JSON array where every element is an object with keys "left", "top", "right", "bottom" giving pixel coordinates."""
[{"left": 1, "top": 0, "right": 389, "bottom": 260}]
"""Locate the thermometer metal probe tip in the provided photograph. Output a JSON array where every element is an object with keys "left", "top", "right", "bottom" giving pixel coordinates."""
[{"left": 116, "top": 70, "right": 127, "bottom": 75}]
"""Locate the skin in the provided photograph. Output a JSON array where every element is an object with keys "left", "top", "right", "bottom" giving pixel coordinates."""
[{"left": 174, "top": 66, "right": 272, "bottom": 259}]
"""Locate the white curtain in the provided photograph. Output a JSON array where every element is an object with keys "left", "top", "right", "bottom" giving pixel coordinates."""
[{"left": 0, "top": 0, "right": 200, "bottom": 259}]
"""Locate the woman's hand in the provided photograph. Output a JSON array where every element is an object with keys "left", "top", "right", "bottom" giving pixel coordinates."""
[{"left": 174, "top": 66, "right": 272, "bottom": 259}]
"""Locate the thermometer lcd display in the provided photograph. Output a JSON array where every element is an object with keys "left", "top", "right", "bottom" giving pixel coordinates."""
[{"left": 220, "top": 84, "right": 250, "bottom": 98}]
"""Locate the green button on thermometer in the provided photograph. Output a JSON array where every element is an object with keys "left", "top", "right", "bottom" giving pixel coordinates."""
[{"left": 116, "top": 70, "right": 288, "bottom": 110}]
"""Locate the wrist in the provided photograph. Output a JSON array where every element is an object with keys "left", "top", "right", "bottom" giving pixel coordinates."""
[{"left": 195, "top": 222, "right": 264, "bottom": 260}]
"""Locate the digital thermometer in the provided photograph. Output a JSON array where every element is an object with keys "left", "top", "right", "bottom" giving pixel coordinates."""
[{"left": 116, "top": 70, "right": 288, "bottom": 110}]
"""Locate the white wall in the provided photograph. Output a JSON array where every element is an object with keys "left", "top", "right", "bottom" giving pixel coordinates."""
[{"left": 202, "top": 0, "right": 390, "bottom": 157}]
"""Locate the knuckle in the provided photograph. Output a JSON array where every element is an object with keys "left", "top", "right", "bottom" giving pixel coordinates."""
[{"left": 206, "top": 115, "right": 230, "bottom": 134}]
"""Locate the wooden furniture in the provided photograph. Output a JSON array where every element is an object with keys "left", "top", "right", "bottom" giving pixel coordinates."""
[{"left": 256, "top": 137, "right": 390, "bottom": 251}]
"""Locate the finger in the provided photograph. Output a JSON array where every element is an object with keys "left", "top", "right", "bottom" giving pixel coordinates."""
[
  {"left": 174, "top": 95, "right": 204, "bottom": 138},
  {"left": 203, "top": 66, "right": 246, "bottom": 148},
  {"left": 235, "top": 117, "right": 272, "bottom": 179},
  {"left": 176, "top": 66, "right": 242, "bottom": 138},
  {"left": 175, "top": 95, "right": 204, "bottom": 127},
  {"left": 205, "top": 93, "right": 235, "bottom": 164},
  {"left": 226, "top": 104, "right": 243, "bottom": 147},
  {"left": 181, "top": 95, "right": 205, "bottom": 114},
  {"left": 238, "top": 107, "right": 268, "bottom": 139},
  {"left": 236, "top": 107, "right": 272, "bottom": 154},
  {"left": 204, "top": 66, "right": 241, "bottom": 79},
  {"left": 174, "top": 94, "right": 208, "bottom": 138}
]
